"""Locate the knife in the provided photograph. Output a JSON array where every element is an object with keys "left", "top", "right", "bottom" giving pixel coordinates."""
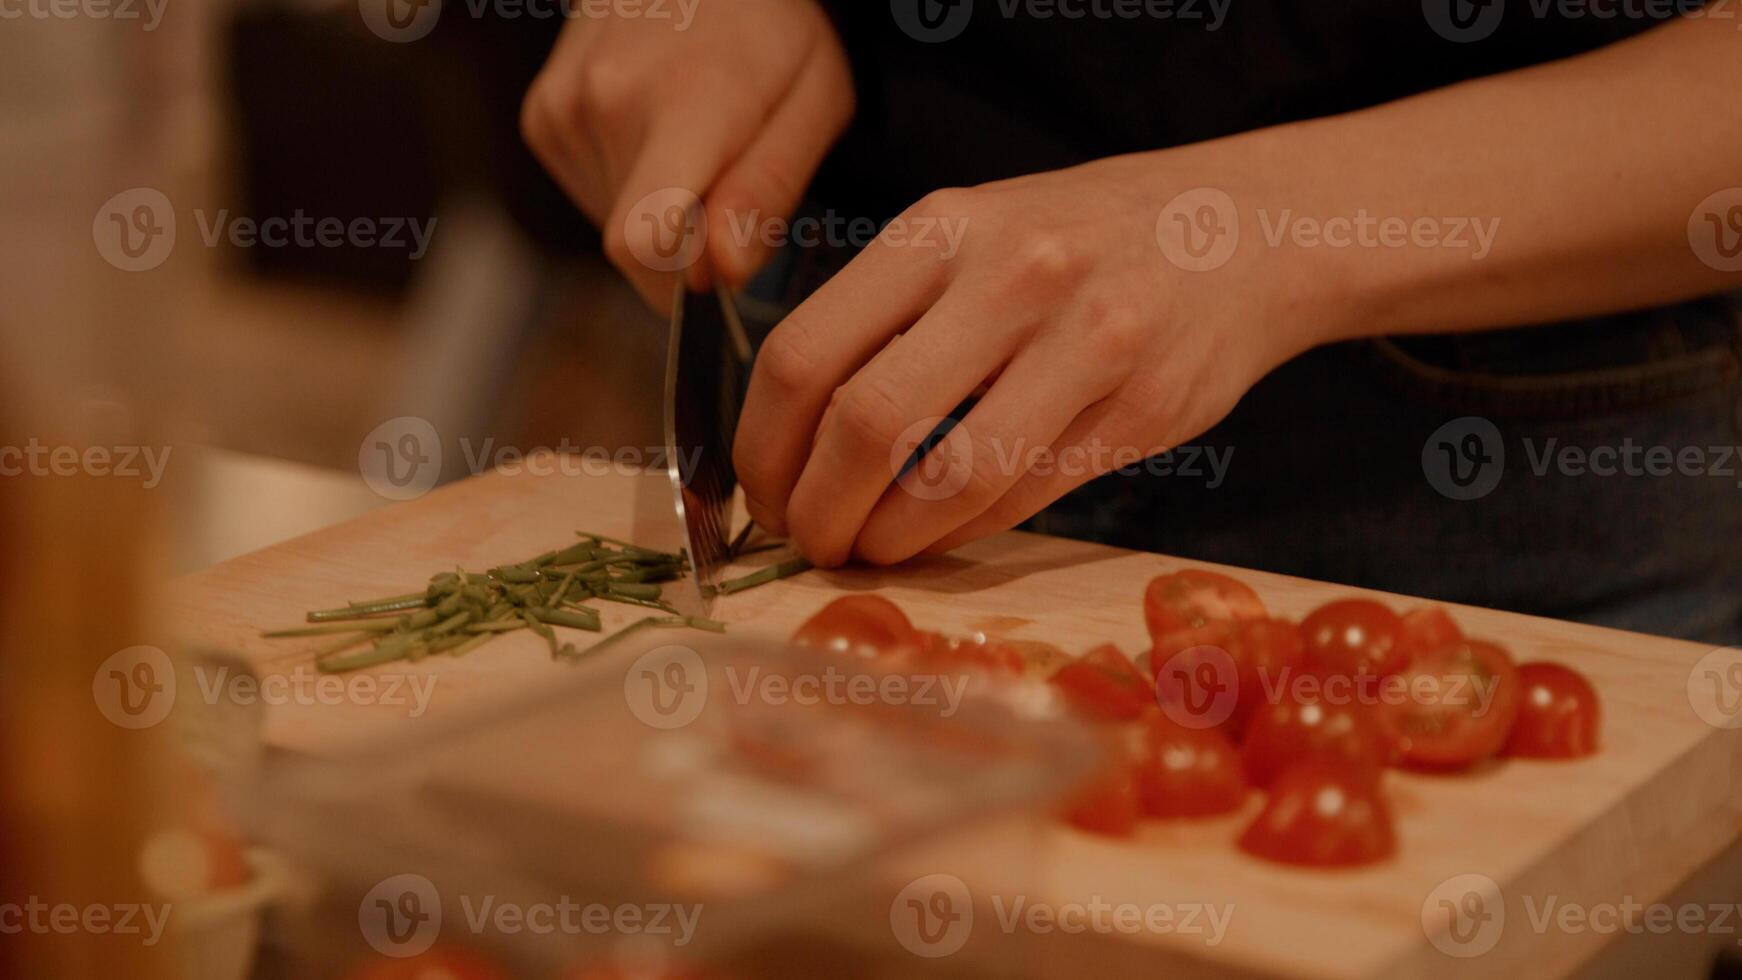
[{"left": 664, "top": 282, "right": 754, "bottom": 615}]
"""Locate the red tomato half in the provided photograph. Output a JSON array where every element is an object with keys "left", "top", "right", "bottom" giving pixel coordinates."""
[
  {"left": 345, "top": 946, "right": 507, "bottom": 980},
  {"left": 1400, "top": 606, "right": 1464, "bottom": 656},
  {"left": 1381, "top": 639, "right": 1521, "bottom": 770},
  {"left": 1143, "top": 569, "right": 1267, "bottom": 643},
  {"left": 1238, "top": 762, "right": 1396, "bottom": 868},
  {"left": 1151, "top": 618, "right": 1307, "bottom": 738},
  {"left": 1241, "top": 693, "right": 1390, "bottom": 788},
  {"left": 1062, "top": 761, "right": 1140, "bottom": 837},
  {"left": 1051, "top": 644, "right": 1152, "bottom": 722},
  {"left": 1137, "top": 715, "right": 1248, "bottom": 818},
  {"left": 913, "top": 632, "right": 1028, "bottom": 674},
  {"left": 791, "top": 595, "right": 919, "bottom": 659},
  {"left": 1301, "top": 599, "right": 1411, "bottom": 678},
  {"left": 1503, "top": 662, "right": 1601, "bottom": 759}
]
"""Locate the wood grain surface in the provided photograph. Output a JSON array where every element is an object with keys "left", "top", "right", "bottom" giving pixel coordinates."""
[{"left": 166, "top": 459, "right": 1742, "bottom": 978}]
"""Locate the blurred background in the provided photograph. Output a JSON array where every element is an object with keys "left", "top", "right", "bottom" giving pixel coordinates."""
[{"left": 2, "top": 2, "right": 655, "bottom": 574}]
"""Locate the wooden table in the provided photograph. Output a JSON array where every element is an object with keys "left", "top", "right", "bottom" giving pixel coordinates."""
[{"left": 167, "top": 459, "right": 1742, "bottom": 978}]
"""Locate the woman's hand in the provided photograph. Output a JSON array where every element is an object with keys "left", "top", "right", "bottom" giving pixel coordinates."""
[
  {"left": 732, "top": 149, "right": 1350, "bottom": 567},
  {"left": 520, "top": 0, "right": 853, "bottom": 312}
]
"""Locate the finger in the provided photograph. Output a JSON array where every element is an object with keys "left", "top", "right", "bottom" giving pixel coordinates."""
[
  {"left": 606, "top": 95, "right": 764, "bottom": 312},
  {"left": 783, "top": 287, "right": 1018, "bottom": 566},
  {"left": 850, "top": 338, "right": 1117, "bottom": 564},
  {"left": 732, "top": 233, "right": 950, "bottom": 536},
  {"left": 704, "top": 40, "right": 855, "bottom": 289},
  {"left": 925, "top": 398, "right": 1158, "bottom": 554}
]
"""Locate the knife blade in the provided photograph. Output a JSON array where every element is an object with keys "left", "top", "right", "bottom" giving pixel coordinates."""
[{"left": 664, "top": 281, "right": 753, "bottom": 615}]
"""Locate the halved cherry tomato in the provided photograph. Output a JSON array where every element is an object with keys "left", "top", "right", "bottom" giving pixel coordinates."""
[
  {"left": 1151, "top": 618, "right": 1306, "bottom": 738},
  {"left": 1051, "top": 644, "right": 1152, "bottom": 721},
  {"left": 1400, "top": 606, "right": 1463, "bottom": 656},
  {"left": 1301, "top": 599, "right": 1411, "bottom": 678},
  {"left": 1143, "top": 569, "right": 1266, "bottom": 643},
  {"left": 1241, "top": 692, "right": 1390, "bottom": 788},
  {"left": 1238, "top": 761, "right": 1396, "bottom": 867},
  {"left": 791, "top": 595, "right": 919, "bottom": 659},
  {"left": 912, "top": 631, "right": 1028, "bottom": 674},
  {"left": 1381, "top": 639, "right": 1520, "bottom": 770},
  {"left": 345, "top": 946, "right": 507, "bottom": 980},
  {"left": 1137, "top": 714, "right": 1248, "bottom": 818},
  {"left": 1061, "top": 761, "right": 1140, "bottom": 837},
  {"left": 1503, "top": 662, "right": 1601, "bottom": 759}
]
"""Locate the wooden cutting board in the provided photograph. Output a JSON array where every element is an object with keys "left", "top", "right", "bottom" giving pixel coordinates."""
[{"left": 166, "top": 460, "right": 1742, "bottom": 979}]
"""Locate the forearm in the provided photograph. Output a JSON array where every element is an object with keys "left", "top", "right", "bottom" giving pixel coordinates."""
[{"left": 1181, "top": 13, "right": 1742, "bottom": 346}]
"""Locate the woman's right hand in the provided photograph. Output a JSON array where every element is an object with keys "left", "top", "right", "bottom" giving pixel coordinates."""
[{"left": 520, "top": 0, "right": 854, "bottom": 313}]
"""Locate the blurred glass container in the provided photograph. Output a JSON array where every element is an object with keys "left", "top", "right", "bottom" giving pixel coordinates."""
[{"left": 245, "top": 634, "right": 1103, "bottom": 979}]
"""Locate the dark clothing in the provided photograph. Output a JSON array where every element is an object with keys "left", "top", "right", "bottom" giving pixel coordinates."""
[{"left": 769, "top": 2, "right": 1742, "bottom": 645}]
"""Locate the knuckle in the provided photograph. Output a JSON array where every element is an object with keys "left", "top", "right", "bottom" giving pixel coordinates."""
[
  {"left": 575, "top": 56, "right": 638, "bottom": 127},
  {"left": 1086, "top": 298, "right": 1149, "bottom": 363},
  {"left": 1009, "top": 231, "right": 1084, "bottom": 284},
  {"left": 905, "top": 187, "right": 975, "bottom": 224},
  {"left": 834, "top": 378, "right": 907, "bottom": 451},
  {"left": 755, "top": 329, "right": 822, "bottom": 398}
]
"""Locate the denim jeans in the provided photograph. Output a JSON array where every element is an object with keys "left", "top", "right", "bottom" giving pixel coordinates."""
[{"left": 746, "top": 243, "right": 1742, "bottom": 647}]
